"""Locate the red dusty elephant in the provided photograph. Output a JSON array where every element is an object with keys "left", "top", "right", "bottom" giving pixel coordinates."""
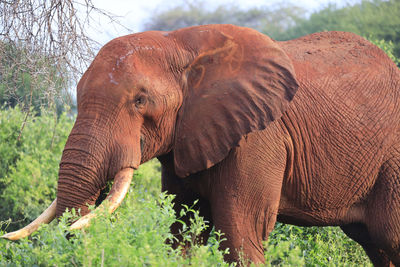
[{"left": 3, "top": 24, "right": 400, "bottom": 266}]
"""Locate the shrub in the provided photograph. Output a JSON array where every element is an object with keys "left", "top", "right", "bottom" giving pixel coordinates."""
[
  {"left": 0, "top": 107, "right": 74, "bottom": 230},
  {"left": 265, "top": 223, "right": 371, "bottom": 266}
]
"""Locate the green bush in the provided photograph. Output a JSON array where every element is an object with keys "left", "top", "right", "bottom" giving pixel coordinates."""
[
  {"left": 265, "top": 223, "right": 371, "bottom": 266},
  {"left": 0, "top": 107, "right": 24, "bottom": 182},
  {"left": 0, "top": 107, "right": 74, "bottom": 230}
]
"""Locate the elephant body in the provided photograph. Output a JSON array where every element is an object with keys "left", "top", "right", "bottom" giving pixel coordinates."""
[
  {"left": 8, "top": 25, "right": 400, "bottom": 265},
  {"left": 161, "top": 31, "right": 400, "bottom": 264}
]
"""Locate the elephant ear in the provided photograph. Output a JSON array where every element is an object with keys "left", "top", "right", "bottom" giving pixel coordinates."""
[{"left": 172, "top": 25, "right": 298, "bottom": 177}]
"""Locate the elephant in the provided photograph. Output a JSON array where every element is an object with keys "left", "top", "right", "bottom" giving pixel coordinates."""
[{"left": 2, "top": 24, "right": 400, "bottom": 265}]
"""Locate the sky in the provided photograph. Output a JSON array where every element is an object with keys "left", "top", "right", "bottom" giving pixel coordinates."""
[{"left": 86, "top": 0, "right": 353, "bottom": 46}]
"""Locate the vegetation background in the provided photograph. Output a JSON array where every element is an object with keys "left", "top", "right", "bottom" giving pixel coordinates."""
[{"left": 0, "top": 0, "right": 399, "bottom": 265}]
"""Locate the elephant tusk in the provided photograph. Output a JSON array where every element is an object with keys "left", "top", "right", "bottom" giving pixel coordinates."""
[
  {"left": 69, "top": 167, "right": 134, "bottom": 230},
  {"left": 1, "top": 199, "right": 57, "bottom": 241}
]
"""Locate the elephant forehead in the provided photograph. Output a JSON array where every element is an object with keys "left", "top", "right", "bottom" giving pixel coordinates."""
[
  {"left": 77, "top": 32, "right": 175, "bottom": 99},
  {"left": 78, "top": 56, "right": 166, "bottom": 101},
  {"left": 98, "top": 33, "right": 168, "bottom": 64},
  {"left": 80, "top": 64, "right": 146, "bottom": 93},
  {"left": 94, "top": 44, "right": 166, "bottom": 82}
]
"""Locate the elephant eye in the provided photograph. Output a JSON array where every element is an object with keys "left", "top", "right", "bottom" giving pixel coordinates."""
[{"left": 134, "top": 95, "right": 147, "bottom": 108}]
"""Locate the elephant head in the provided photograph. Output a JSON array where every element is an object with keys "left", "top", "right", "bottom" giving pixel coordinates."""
[{"left": 2, "top": 24, "right": 298, "bottom": 239}]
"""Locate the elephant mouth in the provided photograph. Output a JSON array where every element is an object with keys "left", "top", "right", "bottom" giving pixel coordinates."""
[{"left": 1, "top": 168, "right": 134, "bottom": 241}]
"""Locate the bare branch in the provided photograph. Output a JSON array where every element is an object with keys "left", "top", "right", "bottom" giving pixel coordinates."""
[{"left": 0, "top": 0, "right": 128, "bottom": 114}]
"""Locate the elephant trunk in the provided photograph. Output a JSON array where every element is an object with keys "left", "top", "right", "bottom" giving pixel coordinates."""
[
  {"left": 56, "top": 121, "right": 110, "bottom": 218},
  {"left": 56, "top": 113, "right": 140, "bottom": 219},
  {"left": 56, "top": 165, "right": 101, "bottom": 218}
]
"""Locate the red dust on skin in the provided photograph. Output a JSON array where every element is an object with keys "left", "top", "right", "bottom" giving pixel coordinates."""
[{"left": 9, "top": 24, "right": 400, "bottom": 266}]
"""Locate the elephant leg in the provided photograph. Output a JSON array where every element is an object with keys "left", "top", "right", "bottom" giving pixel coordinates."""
[
  {"left": 208, "top": 131, "right": 288, "bottom": 264},
  {"left": 211, "top": 200, "right": 279, "bottom": 264},
  {"left": 341, "top": 223, "right": 394, "bottom": 266},
  {"left": 366, "top": 154, "right": 400, "bottom": 266}
]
